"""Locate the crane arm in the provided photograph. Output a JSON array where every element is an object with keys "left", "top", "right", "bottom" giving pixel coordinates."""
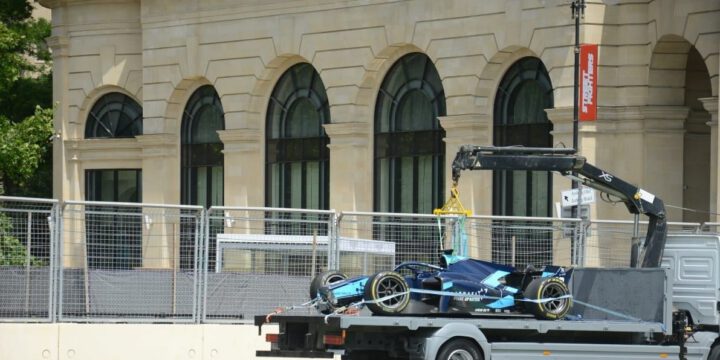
[{"left": 450, "top": 145, "right": 667, "bottom": 268}]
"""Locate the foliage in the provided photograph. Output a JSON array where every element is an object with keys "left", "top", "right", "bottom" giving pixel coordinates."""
[
  {"left": 0, "top": 106, "right": 54, "bottom": 189},
  {"left": 0, "top": 209, "right": 44, "bottom": 266},
  {"left": 0, "top": 0, "right": 53, "bottom": 197}
]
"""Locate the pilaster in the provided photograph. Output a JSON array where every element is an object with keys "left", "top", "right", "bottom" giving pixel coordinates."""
[
  {"left": 439, "top": 115, "right": 492, "bottom": 258},
  {"left": 218, "top": 129, "right": 263, "bottom": 208},
  {"left": 324, "top": 122, "right": 371, "bottom": 212}
]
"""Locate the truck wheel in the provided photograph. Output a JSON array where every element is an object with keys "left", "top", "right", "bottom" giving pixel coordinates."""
[
  {"left": 436, "top": 338, "right": 483, "bottom": 360},
  {"left": 309, "top": 271, "right": 347, "bottom": 300},
  {"left": 524, "top": 277, "right": 572, "bottom": 320},
  {"left": 364, "top": 271, "right": 410, "bottom": 315}
]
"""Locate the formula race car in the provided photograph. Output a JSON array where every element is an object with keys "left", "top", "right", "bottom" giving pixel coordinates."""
[{"left": 310, "top": 251, "right": 573, "bottom": 320}]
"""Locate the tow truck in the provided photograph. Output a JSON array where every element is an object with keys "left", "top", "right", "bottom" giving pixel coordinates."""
[{"left": 254, "top": 146, "right": 720, "bottom": 360}]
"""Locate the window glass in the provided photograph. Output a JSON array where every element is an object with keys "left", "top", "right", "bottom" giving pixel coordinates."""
[
  {"left": 266, "top": 63, "right": 329, "bottom": 211},
  {"left": 86, "top": 93, "right": 142, "bottom": 138},
  {"left": 181, "top": 85, "right": 225, "bottom": 209},
  {"left": 492, "top": 57, "right": 554, "bottom": 266},
  {"left": 374, "top": 53, "right": 445, "bottom": 214},
  {"left": 84, "top": 169, "right": 142, "bottom": 269}
]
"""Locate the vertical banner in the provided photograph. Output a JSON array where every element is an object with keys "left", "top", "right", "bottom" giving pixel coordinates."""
[{"left": 579, "top": 44, "right": 598, "bottom": 121}]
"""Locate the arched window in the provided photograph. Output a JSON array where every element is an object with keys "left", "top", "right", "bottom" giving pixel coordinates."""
[
  {"left": 374, "top": 52, "right": 446, "bottom": 214},
  {"left": 493, "top": 57, "right": 554, "bottom": 217},
  {"left": 181, "top": 85, "right": 225, "bottom": 209},
  {"left": 266, "top": 63, "right": 330, "bottom": 210},
  {"left": 493, "top": 57, "right": 554, "bottom": 266},
  {"left": 85, "top": 92, "right": 142, "bottom": 138}
]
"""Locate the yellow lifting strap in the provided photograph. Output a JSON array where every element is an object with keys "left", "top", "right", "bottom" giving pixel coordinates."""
[{"left": 433, "top": 183, "right": 472, "bottom": 216}]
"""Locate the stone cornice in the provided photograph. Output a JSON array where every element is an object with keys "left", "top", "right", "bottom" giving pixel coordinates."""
[
  {"left": 46, "top": 36, "right": 70, "bottom": 57},
  {"left": 136, "top": 134, "right": 178, "bottom": 158},
  {"left": 218, "top": 129, "right": 261, "bottom": 153},
  {"left": 324, "top": 122, "right": 370, "bottom": 148},
  {"left": 548, "top": 106, "right": 690, "bottom": 134},
  {"left": 66, "top": 138, "right": 142, "bottom": 162},
  {"left": 699, "top": 97, "right": 719, "bottom": 114},
  {"left": 439, "top": 115, "right": 492, "bottom": 145}
]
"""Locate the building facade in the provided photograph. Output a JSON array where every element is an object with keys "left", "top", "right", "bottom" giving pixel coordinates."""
[{"left": 40, "top": 0, "right": 719, "bottom": 223}]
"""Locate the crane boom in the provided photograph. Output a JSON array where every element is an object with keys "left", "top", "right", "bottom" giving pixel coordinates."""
[{"left": 450, "top": 145, "right": 667, "bottom": 268}]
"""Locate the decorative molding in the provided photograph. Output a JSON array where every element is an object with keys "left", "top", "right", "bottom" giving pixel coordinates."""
[
  {"left": 324, "top": 122, "right": 370, "bottom": 148},
  {"left": 547, "top": 106, "right": 689, "bottom": 135},
  {"left": 439, "top": 115, "right": 492, "bottom": 145},
  {"left": 66, "top": 138, "right": 143, "bottom": 162},
  {"left": 46, "top": 36, "right": 70, "bottom": 57},
  {"left": 700, "top": 97, "right": 719, "bottom": 116},
  {"left": 218, "top": 129, "right": 261, "bottom": 153},
  {"left": 136, "top": 134, "right": 178, "bottom": 158}
]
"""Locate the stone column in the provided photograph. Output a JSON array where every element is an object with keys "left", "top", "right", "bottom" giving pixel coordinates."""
[
  {"left": 701, "top": 97, "right": 720, "bottom": 222},
  {"left": 324, "top": 122, "right": 372, "bottom": 213},
  {"left": 439, "top": 115, "right": 492, "bottom": 259},
  {"left": 136, "top": 134, "right": 179, "bottom": 269}
]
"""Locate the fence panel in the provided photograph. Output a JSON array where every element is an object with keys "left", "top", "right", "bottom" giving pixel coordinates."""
[
  {"left": 336, "top": 212, "right": 461, "bottom": 276},
  {"left": 59, "top": 201, "right": 203, "bottom": 323},
  {"left": 0, "top": 196, "right": 58, "bottom": 322},
  {"left": 585, "top": 220, "right": 701, "bottom": 267},
  {"left": 463, "top": 216, "right": 583, "bottom": 268},
  {"left": 204, "top": 207, "right": 335, "bottom": 323}
]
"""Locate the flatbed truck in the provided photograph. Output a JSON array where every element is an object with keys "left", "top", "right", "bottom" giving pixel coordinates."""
[{"left": 254, "top": 147, "right": 720, "bottom": 360}]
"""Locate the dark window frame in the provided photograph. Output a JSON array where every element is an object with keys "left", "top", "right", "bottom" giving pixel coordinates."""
[
  {"left": 85, "top": 93, "right": 143, "bottom": 139},
  {"left": 265, "top": 63, "right": 330, "bottom": 211},
  {"left": 373, "top": 52, "right": 446, "bottom": 214},
  {"left": 180, "top": 85, "right": 225, "bottom": 209}
]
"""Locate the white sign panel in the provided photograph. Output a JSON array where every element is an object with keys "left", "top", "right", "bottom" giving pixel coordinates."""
[{"left": 561, "top": 187, "right": 596, "bottom": 207}]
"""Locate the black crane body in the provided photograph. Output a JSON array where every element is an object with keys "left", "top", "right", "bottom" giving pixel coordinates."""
[{"left": 450, "top": 145, "right": 667, "bottom": 268}]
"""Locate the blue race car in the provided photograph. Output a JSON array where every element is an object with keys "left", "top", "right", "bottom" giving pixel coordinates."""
[{"left": 310, "top": 251, "right": 572, "bottom": 320}]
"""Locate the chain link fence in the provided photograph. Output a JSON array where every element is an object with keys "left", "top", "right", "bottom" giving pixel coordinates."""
[
  {"left": 0, "top": 196, "right": 58, "bottom": 322},
  {"left": 59, "top": 201, "right": 204, "bottom": 323},
  {"left": 2, "top": 195, "right": 717, "bottom": 324},
  {"left": 205, "top": 207, "right": 335, "bottom": 322}
]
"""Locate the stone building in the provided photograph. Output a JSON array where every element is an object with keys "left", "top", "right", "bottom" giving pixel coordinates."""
[{"left": 40, "top": 0, "right": 719, "bottom": 223}]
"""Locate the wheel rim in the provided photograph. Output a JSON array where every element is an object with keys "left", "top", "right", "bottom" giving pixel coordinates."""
[
  {"left": 325, "top": 274, "right": 346, "bottom": 285},
  {"left": 375, "top": 276, "right": 408, "bottom": 308},
  {"left": 446, "top": 349, "right": 474, "bottom": 360},
  {"left": 541, "top": 281, "right": 569, "bottom": 315}
]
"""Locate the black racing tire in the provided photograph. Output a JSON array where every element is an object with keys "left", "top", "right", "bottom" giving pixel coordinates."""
[
  {"left": 436, "top": 338, "right": 483, "bottom": 360},
  {"left": 524, "top": 277, "right": 572, "bottom": 320},
  {"left": 309, "top": 270, "right": 347, "bottom": 300},
  {"left": 708, "top": 344, "right": 720, "bottom": 360},
  {"left": 363, "top": 271, "right": 410, "bottom": 315}
]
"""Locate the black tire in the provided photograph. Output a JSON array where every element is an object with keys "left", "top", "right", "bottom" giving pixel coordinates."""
[
  {"left": 524, "top": 277, "right": 572, "bottom": 320},
  {"left": 309, "top": 271, "right": 347, "bottom": 300},
  {"left": 364, "top": 271, "right": 410, "bottom": 315},
  {"left": 436, "top": 338, "right": 483, "bottom": 360},
  {"left": 708, "top": 344, "right": 720, "bottom": 360}
]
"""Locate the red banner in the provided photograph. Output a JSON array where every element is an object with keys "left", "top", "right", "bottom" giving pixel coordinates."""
[{"left": 579, "top": 44, "right": 598, "bottom": 121}]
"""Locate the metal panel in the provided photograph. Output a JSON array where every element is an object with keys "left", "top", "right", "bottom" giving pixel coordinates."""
[
  {"left": 663, "top": 234, "right": 720, "bottom": 326},
  {"left": 58, "top": 201, "right": 203, "bottom": 323},
  {"left": 490, "top": 342, "right": 680, "bottom": 359},
  {"left": 204, "top": 207, "right": 335, "bottom": 323}
]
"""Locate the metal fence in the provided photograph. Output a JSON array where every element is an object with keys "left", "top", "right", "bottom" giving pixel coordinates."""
[
  {"left": 58, "top": 200, "right": 204, "bottom": 323},
  {"left": 0, "top": 196, "right": 57, "bottom": 322},
  {"left": 0, "top": 195, "right": 715, "bottom": 324},
  {"left": 205, "top": 206, "right": 335, "bottom": 322}
]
